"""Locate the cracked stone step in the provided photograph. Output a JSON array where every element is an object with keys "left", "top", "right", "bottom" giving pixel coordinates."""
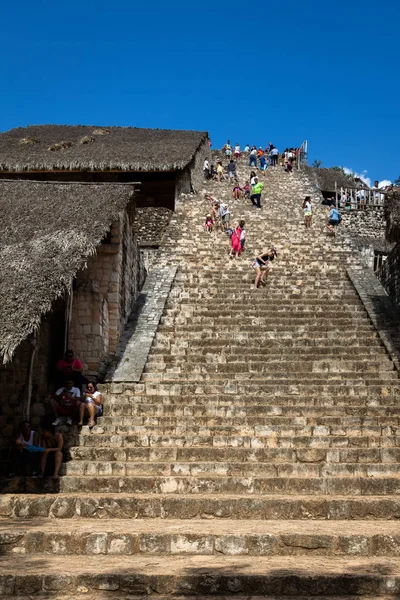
[
  {"left": 3, "top": 475, "right": 400, "bottom": 495},
  {"left": 2, "top": 493, "right": 400, "bottom": 520},
  {"left": 68, "top": 446, "right": 400, "bottom": 464},
  {"left": 70, "top": 433, "right": 400, "bottom": 450},
  {"left": 83, "top": 422, "right": 400, "bottom": 437},
  {"left": 96, "top": 415, "right": 400, "bottom": 428},
  {"left": 2, "top": 554, "right": 400, "bottom": 596},
  {"left": 3, "top": 519, "right": 400, "bottom": 557},
  {"left": 62, "top": 461, "right": 400, "bottom": 478},
  {"left": 103, "top": 404, "right": 400, "bottom": 417}
]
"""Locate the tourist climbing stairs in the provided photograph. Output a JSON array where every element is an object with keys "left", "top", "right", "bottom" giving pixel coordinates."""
[{"left": 2, "top": 162, "right": 400, "bottom": 597}]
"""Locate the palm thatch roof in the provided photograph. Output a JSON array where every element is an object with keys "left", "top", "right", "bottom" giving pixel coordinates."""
[
  {"left": 0, "top": 180, "right": 135, "bottom": 363},
  {"left": 384, "top": 187, "right": 400, "bottom": 243},
  {"left": 0, "top": 125, "right": 208, "bottom": 173},
  {"left": 304, "top": 166, "right": 366, "bottom": 193}
]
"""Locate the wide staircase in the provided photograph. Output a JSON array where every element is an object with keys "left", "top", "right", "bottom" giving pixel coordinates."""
[{"left": 2, "top": 163, "right": 400, "bottom": 598}]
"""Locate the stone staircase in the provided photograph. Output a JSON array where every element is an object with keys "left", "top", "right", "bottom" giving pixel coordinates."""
[{"left": 2, "top": 163, "right": 400, "bottom": 598}]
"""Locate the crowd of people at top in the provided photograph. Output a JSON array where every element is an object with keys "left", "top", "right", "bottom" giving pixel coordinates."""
[
  {"left": 8, "top": 349, "right": 103, "bottom": 480},
  {"left": 203, "top": 141, "right": 301, "bottom": 183}
]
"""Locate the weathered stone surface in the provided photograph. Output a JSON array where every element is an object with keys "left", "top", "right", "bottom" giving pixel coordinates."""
[{"left": 2, "top": 163, "right": 400, "bottom": 596}]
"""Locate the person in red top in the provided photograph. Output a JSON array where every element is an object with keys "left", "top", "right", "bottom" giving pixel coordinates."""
[{"left": 56, "top": 349, "right": 86, "bottom": 388}]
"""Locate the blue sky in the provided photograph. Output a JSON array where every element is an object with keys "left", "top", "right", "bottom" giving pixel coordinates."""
[{"left": 1, "top": 0, "right": 398, "bottom": 183}]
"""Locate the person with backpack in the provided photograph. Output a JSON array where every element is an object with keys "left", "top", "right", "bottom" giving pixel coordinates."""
[{"left": 326, "top": 206, "right": 341, "bottom": 236}]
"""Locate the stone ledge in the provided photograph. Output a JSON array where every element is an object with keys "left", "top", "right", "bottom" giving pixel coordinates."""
[
  {"left": 105, "top": 266, "right": 178, "bottom": 383},
  {"left": 348, "top": 267, "right": 400, "bottom": 372}
]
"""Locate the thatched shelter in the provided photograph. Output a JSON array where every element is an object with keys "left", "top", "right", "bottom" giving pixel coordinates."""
[
  {"left": 304, "top": 166, "right": 366, "bottom": 195},
  {"left": 0, "top": 125, "right": 207, "bottom": 172},
  {"left": 0, "top": 179, "right": 135, "bottom": 363},
  {"left": 384, "top": 188, "right": 400, "bottom": 243},
  {"left": 0, "top": 125, "right": 209, "bottom": 209}
]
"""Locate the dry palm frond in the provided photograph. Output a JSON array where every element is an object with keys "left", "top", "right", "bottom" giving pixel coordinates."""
[
  {"left": 0, "top": 180, "right": 135, "bottom": 363},
  {"left": 0, "top": 125, "right": 208, "bottom": 172},
  {"left": 92, "top": 128, "right": 111, "bottom": 136},
  {"left": 48, "top": 141, "right": 73, "bottom": 152},
  {"left": 19, "top": 137, "right": 39, "bottom": 145},
  {"left": 79, "top": 135, "right": 95, "bottom": 145}
]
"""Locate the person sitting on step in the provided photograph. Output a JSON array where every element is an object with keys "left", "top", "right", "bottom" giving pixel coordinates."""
[
  {"left": 243, "top": 181, "right": 251, "bottom": 199},
  {"left": 8, "top": 421, "right": 41, "bottom": 477},
  {"left": 78, "top": 382, "right": 103, "bottom": 428},
  {"left": 39, "top": 418, "right": 65, "bottom": 480},
  {"left": 232, "top": 185, "right": 242, "bottom": 200},
  {"left": 51, "top": 379, "right": 81, "bottom": 426}
]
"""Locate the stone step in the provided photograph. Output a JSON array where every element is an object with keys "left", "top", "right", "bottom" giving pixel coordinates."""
[
  {"left": 69, "top": 446, "right": 400, "bottom": 464},
  {"left": 2, "top": 493, "right": 399, "bottom": 520},
  {"left": 104, "top": 392, "right": 400, "bottom": 406},
  {"left": 103, "top": 403, "right": 400, "bottom": 417},
  {"left": 150, "top": 345, "right": 387, "bottom": 356},
  {"left": 3, "top": 518, "right": 400, "bottom": 557},
  {"left": 174, "top": 291, "right": 364, "bottom": 300},
  {"left": 165, "top": 297, "right": 365, "bottom": 307},
  {"left": 62, "top": 460, "right": 400, "bottom": 478},
  {"left": 154, "top": 329, "right": 380, "bottom": 340},
  {"left": 152, "top": 334, "right": 383, "bottom": 346},
  {"left": 2, "top": 554, "right": 400, "bottom": 596},
  {"left": 96, "top": 415, "right": 400, "bottom": 428},
  {"left": 89, "top": 421, "right": 400, "bottom": 437},
  {"left": 163, "top": 307, "right": 368, "bottom": 317},
  {"left": 142, "top": 360, "right": 395, "bottom": 374},
  {"left": 151, "top": 340, "right": 386, "bottom": 352},
  {"left": 72, "top": 433, "right": 400, "bottom": 449},
  {"left": 156, "top": 324, "right": 377, "bottom": 334},
  {"left": 129, "top": 383, "right": 400, "bottom": 397},
  {"left": 139, "top": 373, "right": 399, "bottom": 383},
  {"left": 3, "top": 474, "right": 400, "bottom": 495}
]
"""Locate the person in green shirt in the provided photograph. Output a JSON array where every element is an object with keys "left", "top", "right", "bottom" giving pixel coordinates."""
[{"left": 250, "top": 179, "right": 264, "bottom": 208}]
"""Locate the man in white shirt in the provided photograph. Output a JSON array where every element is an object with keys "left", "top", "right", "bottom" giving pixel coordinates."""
[
  {"left": 51, "top": 379, "right": 81, "bottom": 426},
  {"left": 372, "top": 180, "right": 384, "bottom": 204},
  {"left": 248, "top": 147, "right": 258, "bottom": 168}
]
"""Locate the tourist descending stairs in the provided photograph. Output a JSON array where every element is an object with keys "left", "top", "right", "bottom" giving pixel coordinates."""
[{"left": 2, "top": 162, "right": 400, "bottom": 597}]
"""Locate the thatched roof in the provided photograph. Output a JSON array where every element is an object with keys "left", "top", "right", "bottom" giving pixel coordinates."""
[
  {"left": 0, "top": 180, "right": 135, "bottom": 363},
  {"left": 384, "top": 188, "right": 400, "bottom": 243},
  {"left": 304, "top": 166, "right": 366, "bottom": 193},
  {"left": 0, "top": 125, "right": 208, "bottom": 173}
]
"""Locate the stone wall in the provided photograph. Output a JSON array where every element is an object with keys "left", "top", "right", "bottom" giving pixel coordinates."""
[
  {"left": 69, "top": 200, "right": 145, "bottom": 378},
  {"left": 0, "top": 201, "right": 145, "bottom": 456},
  {"left": 378, "top": 244, "right": 400, "bottom": 306},
  {"left": 341, "top": 208, "right": 386, "bottom": 240},
  {"left": 176, "top": 138, "right": 210, "bottom": 198}
]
